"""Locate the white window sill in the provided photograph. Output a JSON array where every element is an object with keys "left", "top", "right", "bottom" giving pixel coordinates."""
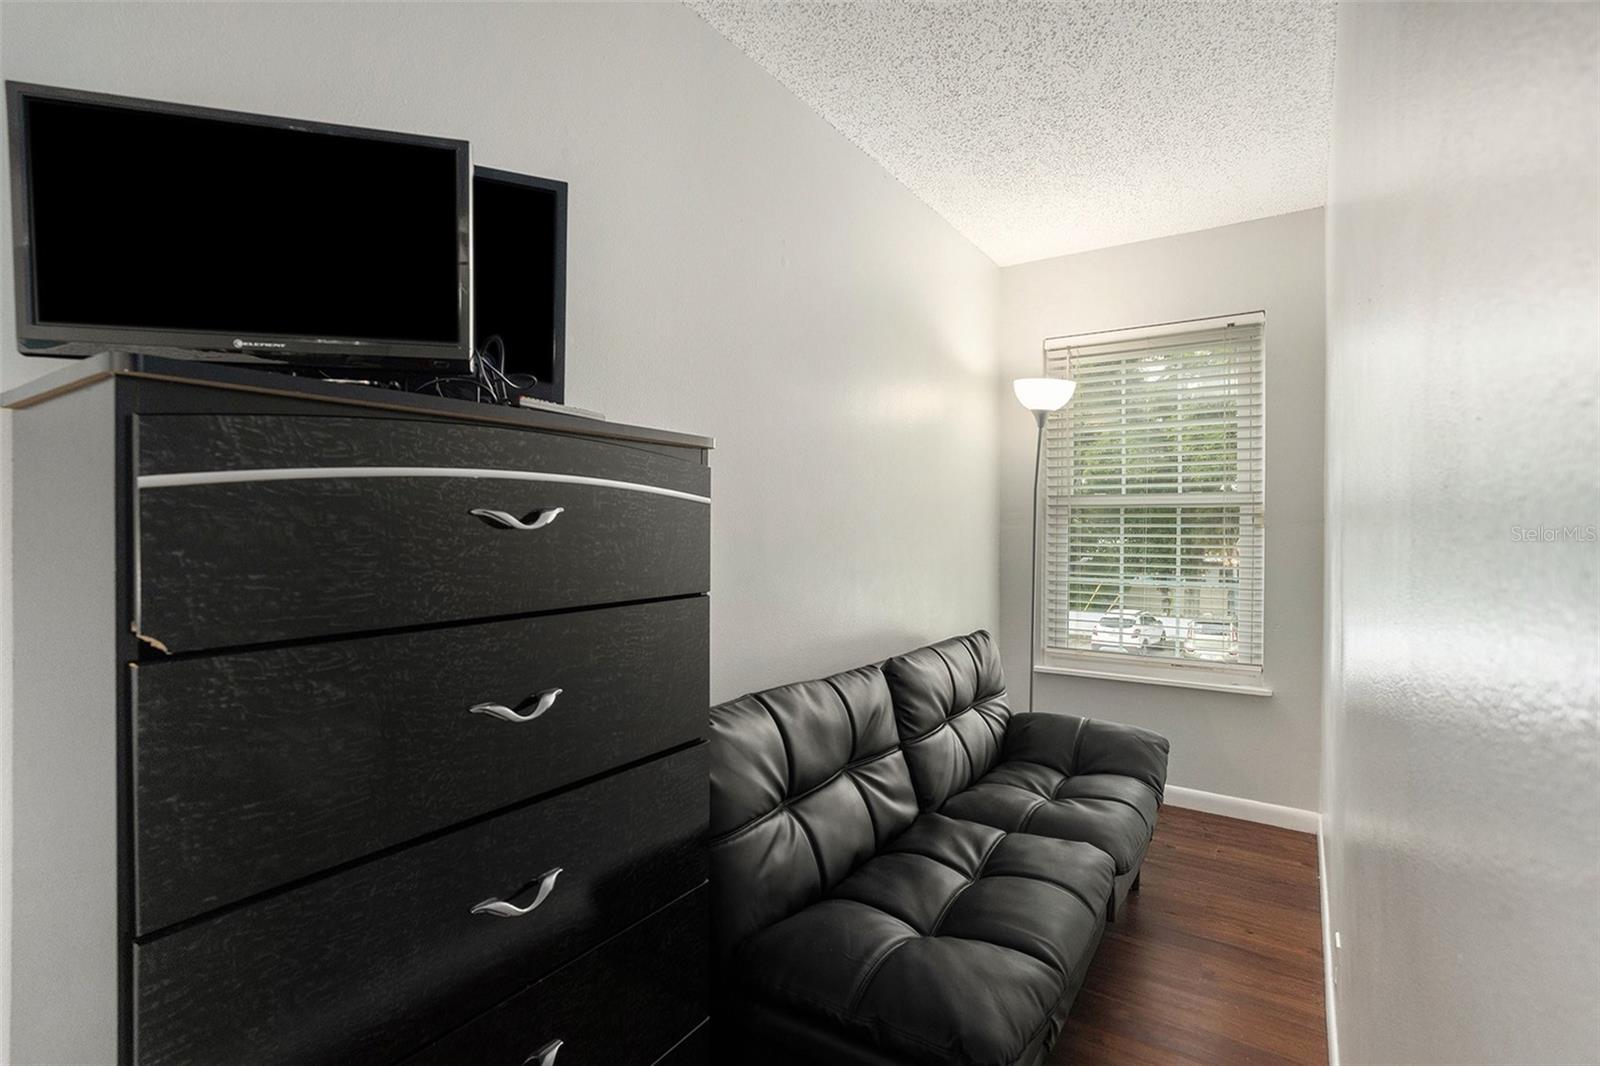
[{"left": 1032, "top": 659, "right": 1275, "bottom": 697}]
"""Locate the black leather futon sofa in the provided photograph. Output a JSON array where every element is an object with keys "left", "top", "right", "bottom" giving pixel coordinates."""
[{"left": 709, "top": 630, "right": 1170, "bottom": 1066}]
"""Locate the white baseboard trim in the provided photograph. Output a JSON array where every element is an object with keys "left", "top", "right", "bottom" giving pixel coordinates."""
[
  {"left": 1318, "top": 826, "right": 1341, "bottom": 1066},
  {"left": 1163, "top": 784, "right": 1321, "bottom": 834}
]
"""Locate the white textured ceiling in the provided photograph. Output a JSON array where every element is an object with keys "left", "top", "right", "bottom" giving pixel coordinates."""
[{"left": 689, "top": 0, "right": 1337, "bottom": 265}]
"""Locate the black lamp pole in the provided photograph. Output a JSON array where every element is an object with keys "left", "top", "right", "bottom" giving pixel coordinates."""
[{"left": 1029, "top": 408, "right": 1046, "bottom": 715}]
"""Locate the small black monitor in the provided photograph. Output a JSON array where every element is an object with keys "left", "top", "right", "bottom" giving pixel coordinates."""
[
  {"left": 473, "top": 166, "right": 567, "bottom": 404},
  {"left": 7, "top": 81, "right": 471, "bottom": 368}
]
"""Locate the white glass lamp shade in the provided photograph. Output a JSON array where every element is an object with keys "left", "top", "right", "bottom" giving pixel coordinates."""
[{"left": 1012, "top": 377, "right": 1076, "bottom": 412}]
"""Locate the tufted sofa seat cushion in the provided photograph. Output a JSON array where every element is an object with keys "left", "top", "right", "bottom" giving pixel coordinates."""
[
  {"left": 941, "top": 712, "right": 1170, "bottom": 879},
  {"left": 942, "top": 766, "right": 1154, "bottom": 877},
  {"left": 732, "top": 813, "right": 1115, "bottom": 1066}
]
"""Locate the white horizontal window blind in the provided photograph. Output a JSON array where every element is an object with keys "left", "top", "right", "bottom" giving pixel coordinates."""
[{"left": 1042, "top": 315, "right": 1265, "bottom": 670}]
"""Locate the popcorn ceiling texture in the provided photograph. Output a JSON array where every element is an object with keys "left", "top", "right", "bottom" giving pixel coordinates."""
[{"left": 690, "top": 0, "right": 1336, "bottom": 265}]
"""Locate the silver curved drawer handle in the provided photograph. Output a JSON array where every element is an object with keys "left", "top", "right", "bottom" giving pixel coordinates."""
[
  {"left": 470, "top": 506, "right": 565, "bottom": 530},
  {"left": 524, "top": 1039, "right": 564, "bottom": 1066},
  {"left": 472, "top": 867, "right": 563, "bottom": 919},
  {"left": 469, "top": 688, "right": 563, "bottom": 723}
]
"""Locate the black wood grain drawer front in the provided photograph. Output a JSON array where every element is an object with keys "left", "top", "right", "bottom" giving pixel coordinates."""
[
  {"left": 133, "top": 743, "right": 708, "bottom": 1066},
  {"left": 134, "top": 414, "right": 710, "bottom": 653},
  {"left": 132, "top": 597, "right": 708, "bottom": 935},
  {"left": 402, "top": 885, "right": 708, "bottom": 1066}
]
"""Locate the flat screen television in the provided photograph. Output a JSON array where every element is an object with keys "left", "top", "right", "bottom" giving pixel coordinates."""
[
  {"left": 7, "top": 82, "right": 471, "bottom": 369},
  {"left": 473, "top": 166, "right": 566, "bottom": 403}
]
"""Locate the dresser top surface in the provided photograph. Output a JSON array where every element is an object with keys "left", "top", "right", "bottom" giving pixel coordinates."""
[{"left": 1, "top": 352, "right": 715, "bottom": 451}]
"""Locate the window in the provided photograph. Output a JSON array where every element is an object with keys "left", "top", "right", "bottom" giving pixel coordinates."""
[{"left": 1040, "top": 313, "right": 1265, "bottom": 678}]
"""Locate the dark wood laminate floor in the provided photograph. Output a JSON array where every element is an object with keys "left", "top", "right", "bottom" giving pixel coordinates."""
[{"left": 1050, "top": 806, "right": 1328, "bottom": 1066}]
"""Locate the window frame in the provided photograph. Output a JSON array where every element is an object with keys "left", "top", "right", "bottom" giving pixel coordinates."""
[{"left": 1032, "top": 311, "right": 1270, "bottom": 695}]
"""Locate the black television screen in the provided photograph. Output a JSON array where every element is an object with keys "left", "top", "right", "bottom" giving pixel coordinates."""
[
  {"left": 7, "top": 82, "right": 470, "bottom": 367},
  {"left": 473, "top": 166, "right": 566, "bottom": 403}
]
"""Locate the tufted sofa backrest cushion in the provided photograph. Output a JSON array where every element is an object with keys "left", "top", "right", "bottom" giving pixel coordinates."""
[
  {"left": 882, "top": 630, "right": 1012, "bottom": 811},
  {"left": 708, "top": 664, "right": 919, "bottom": 961}
]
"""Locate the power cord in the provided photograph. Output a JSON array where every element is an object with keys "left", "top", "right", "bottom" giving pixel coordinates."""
[
  {"left": 410, "top": 334, "right": 539, "bottom": 405},
  {"left": 286, "top": 338, "right": 539, "bottom": 407}
]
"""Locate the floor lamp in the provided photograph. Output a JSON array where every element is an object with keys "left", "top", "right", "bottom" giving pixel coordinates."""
[{"left": 1013, "top": 377, "right": 1076, "bottom": 713}]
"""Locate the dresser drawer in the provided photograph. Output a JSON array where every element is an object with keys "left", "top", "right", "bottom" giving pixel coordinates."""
[
  {"left": 402, "top": 886, "right": 708, "bottom": 1066},
  {"left": 134, "top": 414, "right": 710, "bottom": 652},
  {"left": 133, "top": 743, "right": 708, "bottom": 1066},
  {"left": 655, "top": 1021, "right": 710, "bottom": 1066},
  {"left": 132, "top": 597, "right": 708, "bottom": 934}
]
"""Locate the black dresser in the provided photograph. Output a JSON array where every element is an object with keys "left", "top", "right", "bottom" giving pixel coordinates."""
[{"left": 5, "top": 354, "right": 712, "bottom": 1066}]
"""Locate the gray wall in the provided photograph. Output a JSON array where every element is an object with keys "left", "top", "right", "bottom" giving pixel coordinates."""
[
  {"left": 997, "top": 209, "right": 1326, "bottom": 812},
  {"left": 0, "top": 3, "right": 1002, "bottom": 1055},
  {"left": 1323, "top": 3, "right": 1599, "bottom": 1063}
]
